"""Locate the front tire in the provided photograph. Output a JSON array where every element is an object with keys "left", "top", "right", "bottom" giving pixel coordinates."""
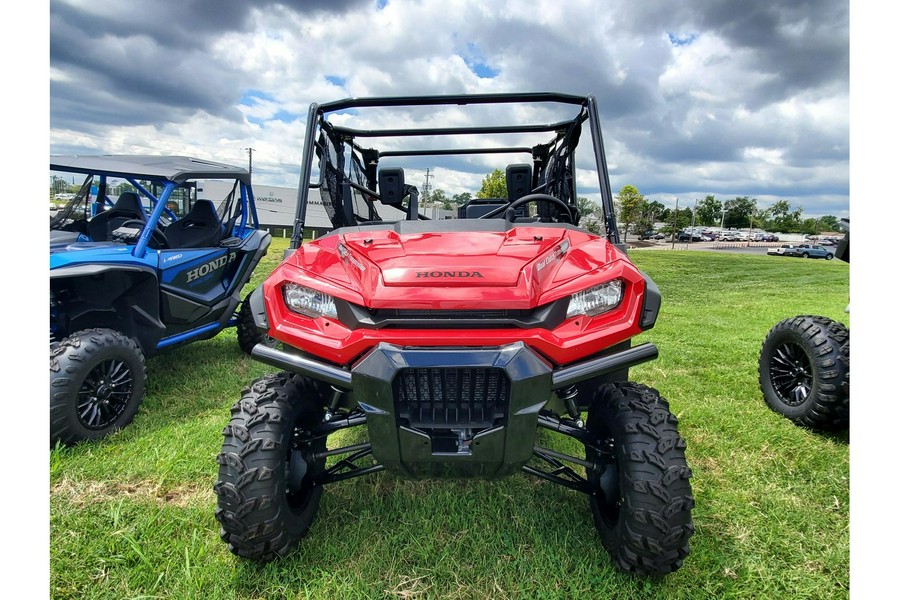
[
  {"left": 215, "top": 373, "right": 328, "bottom": 560},
  {"left": 758, "top": 316, "right": 849, "bottom": 431},
  {"left": 584, "top": 382, "right": 694, "bottom": 577},
  {"left": 236, "top": 295, "right": 279, "bottom": 356},
  {"left": 49, "top": 328, "right": 147, "bottom": 446}
]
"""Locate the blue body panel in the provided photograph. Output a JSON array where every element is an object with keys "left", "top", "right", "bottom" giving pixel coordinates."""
[
  {"left": 50, "top": 242, "right": 158, "bottom": 271},
  {"left": 49, "top": 157, "right": 270, "bottom": 356}
]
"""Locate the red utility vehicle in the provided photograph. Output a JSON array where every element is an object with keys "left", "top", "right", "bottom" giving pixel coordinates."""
[{"left": 217, "top": 93, "right": 694, "bottom": 577}]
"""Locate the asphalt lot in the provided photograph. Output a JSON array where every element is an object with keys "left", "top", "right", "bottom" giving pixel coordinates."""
[{"left": 628, "top": 240, "right": 778, "bottom": 255}]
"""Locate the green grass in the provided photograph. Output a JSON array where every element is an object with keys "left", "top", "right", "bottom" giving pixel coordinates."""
[{"left": 50, "top": 240, "right": 850, "bottom": 599}]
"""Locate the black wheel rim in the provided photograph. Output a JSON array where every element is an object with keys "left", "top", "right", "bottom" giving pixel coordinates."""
[
  {"left": 285, "top": 425, "right": 322, "bottom": 514},
  {"left": 586, "top": 436, "right": 621, "bottom": 526},
  {"left": 76, "top": 358, "right": 135, "bottom": 429},
  {"left": 769, "top": 341, "right": 813, "bottom": 406}
]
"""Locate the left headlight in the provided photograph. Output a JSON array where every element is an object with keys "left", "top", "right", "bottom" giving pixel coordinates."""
[
  {"left": 566, "top": 279, "right": 624, "bottom": 318},
  {"left": 283, "top": 283, "right": 338, "bottom": 319}
]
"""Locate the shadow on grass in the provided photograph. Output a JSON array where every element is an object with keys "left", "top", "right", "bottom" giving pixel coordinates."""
[
  {"left": 809, "top": 428, "right": 850, "bottom": 446},
  {"left": 110, "top": 333, "right": 273, "bottom": 441}
]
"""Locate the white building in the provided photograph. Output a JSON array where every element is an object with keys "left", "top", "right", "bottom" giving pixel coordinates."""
[{"left": 197, "top": 180, "right": 453, "bottom": 238}]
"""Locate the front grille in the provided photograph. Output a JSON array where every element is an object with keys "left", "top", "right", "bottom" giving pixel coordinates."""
[
  {"left": 394, "top": 367, "right": 510, "bottom": 428},
  {"left": 372, "top": 309, "right": 532, "bottom": 320}
]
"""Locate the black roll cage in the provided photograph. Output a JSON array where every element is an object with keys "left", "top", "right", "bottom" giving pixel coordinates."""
[{"left": 289, "top": 92, "right": 621, "bottom": 249}]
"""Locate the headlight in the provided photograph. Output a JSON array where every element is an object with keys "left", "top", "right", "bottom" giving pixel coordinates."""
[
  {"left": 283, "top": 283, "right": 338, "bottom": 319},
  {"left": 566, "top": 279, "right": 624, "bottom": 318}
]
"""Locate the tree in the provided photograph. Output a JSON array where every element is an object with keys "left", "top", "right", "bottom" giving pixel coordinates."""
[
  {"left": 675, "top": 207, "right": 693, "bottom": 230},
  {"left": 657, "top": 207, "right": 671, "bottom": 224},
  {"left": 113, "top": 181, "right": 137, "bottom": 197},
  {"left": 723, "top": 196, "right": 757, "bottom": 228},
  {"left": 751, "top": 207, "right": 772, "bottom": 233},
  {"left": 636, "top": 200, "right": 665, "bottom": 233},
  {"left": 663, "top": 203, "right": 693, "bottom": 237},
  {"left": 476, "top": 169, "right": 507, "bottom": 199},
  {"left": 576, "top": 196, "right": 602, "bottom": 233},
  {"left": 576, "top": 196, "right": 598, "bottom": 218},
  {"left": 767, "top": 200, "right": 791, "bottom": 232},
  {"left": 819, "top": 215, "right": 840, "bottom": 232},
  {"left": 452, "top": 192, "right": 472, "bottom": 206},
  {"left": 765, "top": 199, "right": 806, "bottom": 232},
  {"left": 430, "top": 188, "right": 449, "bottom": 209},
  {"left": 615, "top": 185, "right": 645, "bottom": 242},
  {"left": 800, "top": 218, "right": 820, "bottom": 235},
  {"left": 695, "top": 195, "right": 722, "bottom": 226},
  {"left": 50, "top": 176, "right": 70, "bottom": 195}
]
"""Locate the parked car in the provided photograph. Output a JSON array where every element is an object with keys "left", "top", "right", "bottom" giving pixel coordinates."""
[
  {"left": 753, "top": 233, "right": 779, "bottom": 242},
  {"left": 720, "top": 232, "right": 741, "bottom": 242},
  {"left": 794, "top": 244, "right": 834, "bottom": 260},
  {"left": 677, "top": 231, "right": 702, "bottom": 242},
  {"left": 651, "top": 232, "right": 666, "bottom": 240},
  {"left": 767, "top": 244, "right": 798, "bottom": 256}
]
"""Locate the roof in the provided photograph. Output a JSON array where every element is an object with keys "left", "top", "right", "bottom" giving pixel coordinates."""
[
  {"left": 316, "top": 92, "right": 591, "bottom": 149},
  {"left": 49, "top": 155, "right": 251, "bottom": 185}
]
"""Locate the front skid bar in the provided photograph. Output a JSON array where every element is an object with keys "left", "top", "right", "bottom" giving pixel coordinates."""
[{"left": 308, "top": 409, "right": 604, "bottom": 494}]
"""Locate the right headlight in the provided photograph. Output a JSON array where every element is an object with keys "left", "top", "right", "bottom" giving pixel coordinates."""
[
  {"left": 283, "top": 282, "right": 338, "bottom": 319},
  {"left": 566, "top": 279, "right": 624, "bottom": 318}
]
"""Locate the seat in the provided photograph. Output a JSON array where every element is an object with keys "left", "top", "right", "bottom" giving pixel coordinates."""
[
  {"left": 87, "top": 192, "right": 147, "bottom": 241},
  {"left": 164, "top": 199, "right": 225, "bottom": 248}
]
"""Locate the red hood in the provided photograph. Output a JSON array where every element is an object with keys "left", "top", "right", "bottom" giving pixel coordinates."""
[{"left": 278, "top": 225, "right": 628, "bottom": 310}]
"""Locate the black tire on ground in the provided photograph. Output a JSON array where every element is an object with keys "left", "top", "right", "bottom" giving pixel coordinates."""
[
  {"left": 236, "top": 296, "right": 279, "bottom": 356},
  {"left": 802, "top": 252, "right": 810, "bottom": 258},
  {"left": 826, "top": 254, "right": 834, "bottom": 260},
  {"left": 584, "top": 382, "right": 695, "bottom": 577},
  {"left": 50, "top": 328, "right": 147, "bottom": 446},
  {"left": 215, "top": 372, "right": 328, "bottom": 560},
  {"left": 758, "top": 315, "right": 849, "bottom": 431}
]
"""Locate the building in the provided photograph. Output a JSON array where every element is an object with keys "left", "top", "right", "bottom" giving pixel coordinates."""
[{"left": 197, "top": 181, "right": 454, "bottom": 239}]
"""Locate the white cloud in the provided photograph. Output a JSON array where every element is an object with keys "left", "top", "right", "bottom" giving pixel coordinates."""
[{"left": 49, "top": 0, "right": 850, "bottom": 218}]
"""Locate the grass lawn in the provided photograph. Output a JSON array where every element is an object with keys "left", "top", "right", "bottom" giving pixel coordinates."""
[{"left": 49, "top": 239, "right": 850, "bottom": 599}]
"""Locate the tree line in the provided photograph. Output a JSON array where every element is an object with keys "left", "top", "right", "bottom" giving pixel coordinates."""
[
  {"left": 611, "top": 185, "right": 840, "bottom": 240},
  {"left": 425, "top": 171, "right": 839, "bottom": 238}
]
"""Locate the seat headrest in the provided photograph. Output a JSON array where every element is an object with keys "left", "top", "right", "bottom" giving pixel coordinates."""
[
  {"left": 187, "top": 199, "right": 219, "bottom": 221},
  {"left": 378, "top": 168, "right": 406, "bottom": 206},
  {"left": 114, "top": 191, "right": 145, "bottom": 217},
  {"left": 506, "top": 164, "right": 532, "bottom": 203}
]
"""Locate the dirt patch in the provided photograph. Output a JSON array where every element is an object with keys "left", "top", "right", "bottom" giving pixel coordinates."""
[{"left": 51, "top": 477, "right": 213, "bottom": 508}]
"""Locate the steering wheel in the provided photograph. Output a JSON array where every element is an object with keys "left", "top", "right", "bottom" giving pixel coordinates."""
[
  {"left": 120, "top": 219, "right": 169, "bottom": 249},
  {"left": 479, "top": 193, "right": 575, "bottom": 224}
]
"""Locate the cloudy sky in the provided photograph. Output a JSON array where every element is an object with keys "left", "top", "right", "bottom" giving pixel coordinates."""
[{"left": 48, "top": 0, "right": 850, "bottom": 218}]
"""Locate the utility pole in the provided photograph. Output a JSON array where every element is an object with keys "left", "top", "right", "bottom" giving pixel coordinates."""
[
  {"left": 422, "top": 168, "right": 432, "bottom": 200},
  {"left": 422, "top": 168, "right": 434, "bottom": 217},
  {"left": 689, "top": 198, "right": 697, "bottom": 243},
  {"left": 671, "top": 197, "right": 679, "bottom": 250},
  {"left": 246, "top": 147, "right": 255, "bottom": 180}
]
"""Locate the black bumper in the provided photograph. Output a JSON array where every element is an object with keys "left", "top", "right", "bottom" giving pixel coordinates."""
[{"left": 251, "top": 341, "right": 658, "bottom": 479}]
